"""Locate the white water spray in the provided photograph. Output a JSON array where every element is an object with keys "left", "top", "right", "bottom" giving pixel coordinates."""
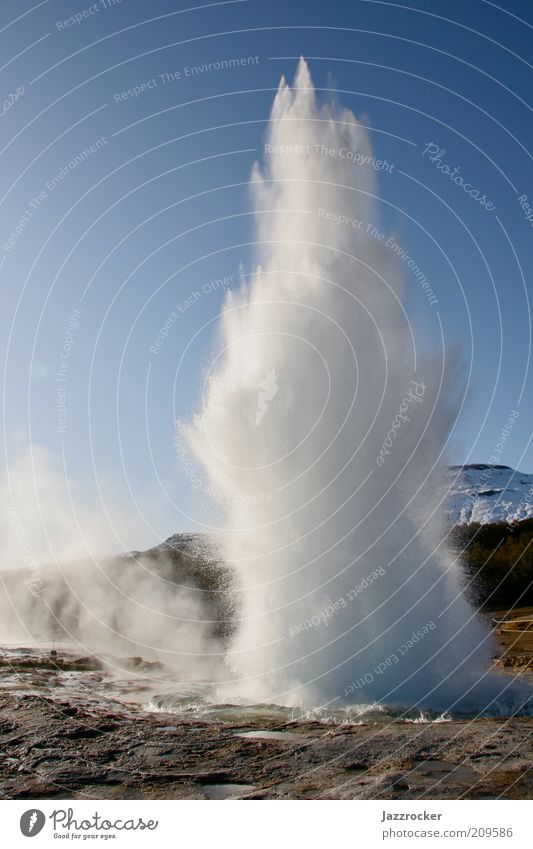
[{"left": 187, "top": 59, "right": 530, "bottom": 713}]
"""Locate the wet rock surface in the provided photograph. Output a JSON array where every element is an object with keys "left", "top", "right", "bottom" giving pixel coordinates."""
[{"left": 1, "top": 691, "right": 532, "bottom": 800}]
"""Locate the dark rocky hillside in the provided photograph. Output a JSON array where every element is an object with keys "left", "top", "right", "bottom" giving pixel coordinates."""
[{"left": 451, "top": 518, "right": 533, "bottom": 609}]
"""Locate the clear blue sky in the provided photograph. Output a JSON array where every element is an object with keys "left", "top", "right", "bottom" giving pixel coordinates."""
[{"left": 1, "top": 0, "right": 532, "bottom": 548}]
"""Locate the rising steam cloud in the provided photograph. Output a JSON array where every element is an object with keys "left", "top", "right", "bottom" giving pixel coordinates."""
[{"left": 0, "top": 445, "right": 223, "bottom": 681}]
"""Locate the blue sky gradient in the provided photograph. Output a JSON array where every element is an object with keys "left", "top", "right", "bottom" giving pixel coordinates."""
[{"left": 1, "top": 0, "right": 532, "bottom": 548}]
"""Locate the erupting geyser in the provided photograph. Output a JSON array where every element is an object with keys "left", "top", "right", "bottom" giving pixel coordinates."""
[{"left": 187, "top": 59, "right": 531, "bottom": 714}]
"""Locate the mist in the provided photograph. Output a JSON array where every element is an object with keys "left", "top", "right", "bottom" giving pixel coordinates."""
[
  {"left": 0, "top": 444, "right": 224, "bottom": 682},
  {"left": 186, "top": 60, "right": 530, "bottom": 714}
]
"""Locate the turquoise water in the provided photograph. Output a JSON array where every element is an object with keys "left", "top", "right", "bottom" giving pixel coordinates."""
[{"left": 2, "top": 644, "right": 530, "bottom": 724}]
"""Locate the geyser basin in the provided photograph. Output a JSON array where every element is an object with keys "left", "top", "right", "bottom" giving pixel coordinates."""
[{"left": 186, "top": 59, "right": 532, "bottom": 716}]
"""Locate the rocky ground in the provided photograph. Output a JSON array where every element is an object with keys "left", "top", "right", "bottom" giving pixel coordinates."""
[
  {"left": 1, "top": 607, "right": 532, "bottom": 801},
  {"left": 1, "top": 685, "right": 532, "bottom": 800}
]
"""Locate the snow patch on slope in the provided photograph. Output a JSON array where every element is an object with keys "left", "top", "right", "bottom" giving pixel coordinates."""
[{"left": 446, "top": 465, "right": 533, "bottom": 525}]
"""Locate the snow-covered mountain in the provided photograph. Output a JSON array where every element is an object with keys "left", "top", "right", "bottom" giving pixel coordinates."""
[{"left": 446, "top": 464, "right": 533, "bottom": 525}]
